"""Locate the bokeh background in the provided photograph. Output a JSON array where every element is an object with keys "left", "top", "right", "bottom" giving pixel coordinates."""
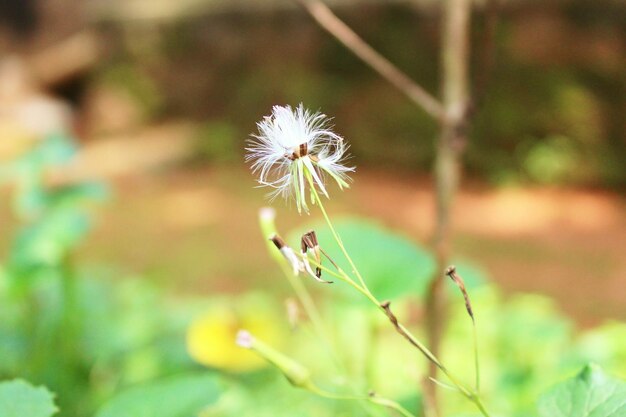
[{"left": 0, "top": 1, "right": 624, "bottom": 417}]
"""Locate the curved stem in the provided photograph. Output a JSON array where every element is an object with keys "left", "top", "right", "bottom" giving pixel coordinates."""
[
  {"left": 261, "top": 214, "right": 386, "bottom": 417},
  {"left": 259, "top": 213, "right": 343, "bottom": 371},
  {"left": 472, "top": 396, "right": 490, "bottom": 417},
  {"left": 305, "top": 172, "right": 371, "bottom": 294},
  {"left": 301, "top": 176, "right": 492, "bottom": 417},
  {"left": 295, "top": 252, "right": 375, "bottom": 304},
  {"left": 308, "top": 385, "right": 418, "bottom": 417},
  {"left": 305, "top": 256, "right": 488, "bottom": 413},
  {"left": 299, "top": 233, "right": 466, "bottom": 394}
]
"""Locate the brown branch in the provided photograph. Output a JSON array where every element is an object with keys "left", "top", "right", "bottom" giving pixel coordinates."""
[
  {"left": 296, "top": 0, "right": 445, "bottom": 121},
  {"left": 425, "top": 0, "right": 472, "bottom": 415}
]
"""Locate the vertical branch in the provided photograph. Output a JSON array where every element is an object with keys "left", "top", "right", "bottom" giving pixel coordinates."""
[
  {"left": 297, "top": 1, "right": 494, "bottom": 415},
  {"left": 424, "top": 0, "right": 472, "bottom": 415}
]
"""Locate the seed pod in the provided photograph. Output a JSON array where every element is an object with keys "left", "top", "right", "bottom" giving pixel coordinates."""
[{"left": 445, "top": 265, "right": 474, "bottom": 321}]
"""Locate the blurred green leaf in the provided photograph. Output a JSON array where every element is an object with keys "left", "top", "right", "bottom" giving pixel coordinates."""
[
  {"left": 521, "top": 135, "right": 581, "bottom": 184},
  {"left": 48, "top": 183, "right": 109, "bottom": 209},
  {"left": 38, "top": 134, "right": 77, "bottom": 165},
  {"left": 442, "top": 287, "right": 574, "bottom": 416},
  {"left": 10, "top": 210, "right": 91, "bottom": 269},
  {"left": 95, "top": 373, "right": 221, "bottom": 417},
  {"left": 571, "top": 322, "right": 626, "bottom": 377},
  {"left": 289, "top": 218, "right": 436, "bottom": 303},
  {"left": 0, "top": 379, "right": 58, "bottom": 417},
  {"left": 538, "top": 364, "right": 626, "bottom": 417}
]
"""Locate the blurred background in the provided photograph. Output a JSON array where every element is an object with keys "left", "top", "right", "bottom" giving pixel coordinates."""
[{"left": 0, "top": 0, "right": 624, "bottom": 416}]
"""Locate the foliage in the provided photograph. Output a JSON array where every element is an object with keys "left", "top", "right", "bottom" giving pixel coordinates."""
[
  {"left": 0, "top": 135, "right": 203, "bottom": 416},
  {"left": 95, "top": 373, "right": 221, "bottom": 417},
  {"left": 0, "top": 118, "right": 624, "bottom": 416},
  {"left": 237, "top": 216, "right": 626, "bottom": 417},
  {"left": 538, "top": 364, "right": 626, "bottom": 417},
  {"left": 0, "top": 379, "right": 58, "bottom": 417},
  {"left": 289, "top": 219, "right": 436, "bottom": 303}
]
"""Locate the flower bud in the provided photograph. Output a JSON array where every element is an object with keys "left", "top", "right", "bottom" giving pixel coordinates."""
[{"left": 236, "top": 330, "right": 313, "bottom": 389}]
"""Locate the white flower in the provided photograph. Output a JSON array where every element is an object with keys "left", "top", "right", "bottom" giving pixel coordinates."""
[{"left": 246, "top": 104, "right": 353, "bottom": 213}]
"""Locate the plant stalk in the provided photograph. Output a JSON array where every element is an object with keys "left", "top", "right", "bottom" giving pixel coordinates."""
[
  {"left": 304, "top": 174, "right": 491, "bottom": 417},
  {"left": 425, "top": 0, "right": 471, "bottom": 414}
]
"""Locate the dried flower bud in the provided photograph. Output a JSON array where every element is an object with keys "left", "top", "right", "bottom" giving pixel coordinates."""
[
  {"left": 270, "top": 234, "right": 303, "bottom": 275},
  {"left": 301, "top": 230, "right": 322, "bottom": 277},
  {"left": 300, "top": 230, "right": 332, "bottom": 283},
  {"left": 445, "top": 265, "right": 474, "bottom": 321}
]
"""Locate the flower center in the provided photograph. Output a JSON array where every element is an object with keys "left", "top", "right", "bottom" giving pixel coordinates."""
[{"left": 287, "top": 143, "right": 308, "bottom": 160}]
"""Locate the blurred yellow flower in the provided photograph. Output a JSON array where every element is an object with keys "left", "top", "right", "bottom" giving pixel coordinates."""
[{"left": 186, "top": 296, "right": 284, "bottom": 372}]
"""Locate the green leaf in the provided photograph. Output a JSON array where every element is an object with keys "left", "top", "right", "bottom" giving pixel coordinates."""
[
  {"left": 38, "top": 133, "right": 77, "bottom": 165},
  {"left": 10, "top": 210, "right": 91, "bottom": 270},
  {"left": 95, "top": 373, "right": 221, "bottom": 417},
  {"left": 538, "top": 364, "right": 626, "bottom": 417},
  {"left": 0, "top": 379, "right": 58, "bottom": 417},
  {"left": 48, "top": 182, "right": 109, "bottom": 209},
  {"left": 289, "top": 218, "right": 436, "bottom": 302}
]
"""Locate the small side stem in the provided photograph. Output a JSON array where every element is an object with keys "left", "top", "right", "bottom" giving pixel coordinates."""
[
  {"left": 472, "top": 319, "right": 480, "bottom": 393},
  {"left": 309, "top": 385, "right": 418, "bottom": 417},
  {"left": 301, "top": 174, "right": 491, "bottom": 417},
  {"left": 305, "top": 172, "right": 370, "bottom": 294},
  {"left": 260, "top": 215, "right": 343, "bottom": 371},
  {"left": 304, "top": 249, "right": 489, "bottom": 415},
  {"left": 472, "top": 396, "right": 490, "bottom": 417}
]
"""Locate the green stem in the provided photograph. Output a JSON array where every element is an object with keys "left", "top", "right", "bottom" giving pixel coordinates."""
[
  {"left": 370, "top": 397, "right": 419, "bottom": 417},
  {"left": 261, "top": 215, "right": 385, "bottom": 417},
  {"left": 305, "top": 172, "right": 371, "bottom": 293},
  {"left": 284, "top": 262, "right": 342, "bottom": 366},
  {"left": 297, "top": 252, "right": 376, "bottom": 305},
  {"left": 473, "top": 319, "right": 480, "bottom": 393},
  {"left": 472, "top": 396, "right": 490, "bottom": 417},
  {"left": 260, "top": 215, "right": 343, "bottom": 372},
  {"left": 302, "top": 175, "right": 492, "bottom": 417},
  {"left": 308, "top": 385, "right": 418, "bottom": 417},
  {"left": 300, "top": 227, "right": 467, "bottom": 394}
]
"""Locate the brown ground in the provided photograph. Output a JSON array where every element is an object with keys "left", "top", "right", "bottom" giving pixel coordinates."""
[
  {"left": 2, "top": 128, "right": 622, "bottom": 325},
  {"left": 78, "top": 163, "right": 626, "bottom": 325}
]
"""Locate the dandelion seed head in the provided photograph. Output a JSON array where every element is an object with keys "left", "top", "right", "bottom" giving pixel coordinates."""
[{"left": 246, "top": 104, "right": 354, "bottom": 212}]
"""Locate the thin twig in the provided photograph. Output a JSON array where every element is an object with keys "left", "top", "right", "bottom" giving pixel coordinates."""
[
  {"left": 445, "top": 266, "right": 474, "bottom": 321},
  {"left": 380, "top": 301, "right": 445, "bottom": 370},
  {"left": 295, "top": 0, "right": 445, "bottom": 121},
  {"left": 446, "top": 265, "right": 480, "bottom": 392}
]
